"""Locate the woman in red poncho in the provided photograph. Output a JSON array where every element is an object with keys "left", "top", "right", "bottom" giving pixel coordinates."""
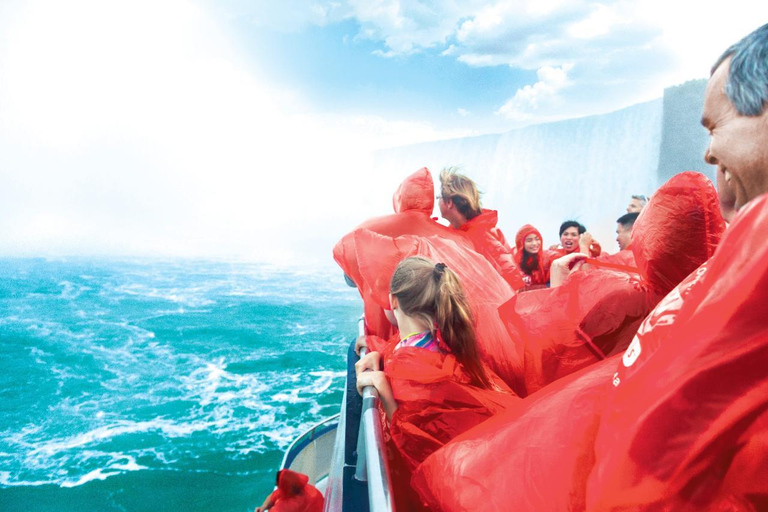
[
  {"left": 437, "top": 168, "right": 524, "bottom": 290},
  {"left": 513, "top": 224, "right": 554, "bottom": 290},
  {"left": 355, "top": 256, "right": 519, "bottom": 509}
]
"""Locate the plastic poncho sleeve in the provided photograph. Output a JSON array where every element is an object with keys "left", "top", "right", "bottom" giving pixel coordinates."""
[
  {"left": 411, "top": 356, "right": 619, "bottom": 511},
  {"left": 460, "top": 210, "right": 525, "bottom": 290},
  {"left": 385, "top": 347, "right": 519, "bottom": 474}
]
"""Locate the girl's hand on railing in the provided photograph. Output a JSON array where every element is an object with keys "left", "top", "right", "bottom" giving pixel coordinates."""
[
  {"left": 355, "top": 351, "right": 382, "bottom": 377},
  {"left": 356, "top": 370, "right": 385, "bottom": 396},
  {"left": 354, "top": 335, "right": 367, "bottom": 356}
]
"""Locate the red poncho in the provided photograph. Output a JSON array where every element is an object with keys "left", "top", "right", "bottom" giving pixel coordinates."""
[
  {"left": 587, "top": 192, "right": 768, "bottom": 511},
  {"left": 412, "top": 356, "right": 618, "bottom": 511},
  {"left": 352, "top": 230, "right": 525, "bottom": 394},
  {"left": 372, "top": 334, "right": 520, "bottom": 512},
  {"left": 333, "top": 167, "right": 472, "bottom": 338},
  {"left": 503, "top": 172, "right": 725, "bottom": 394},
  {"left": 376, "top": 336, "right": 520, "bottom": 473},
  {"left": 512, "top": 224, "right": 554, "bottom": 289},
  {"left": 457, "top": 209, "right": 525, "bottom": 290},
  {"left": 597, "top": 247, "right": 636, "bottom": 268},
  {"left": 268, "top": 469, "right": 324, "bottom": 512}
]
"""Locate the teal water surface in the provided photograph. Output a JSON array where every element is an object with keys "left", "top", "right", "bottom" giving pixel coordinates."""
[{"left": 0, "top": 258, "right": 361, "bottom": 511}]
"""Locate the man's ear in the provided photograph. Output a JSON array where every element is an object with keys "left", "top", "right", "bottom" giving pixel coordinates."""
[{"left": 389, "top": 293, "right": 398, "bottom": 310}]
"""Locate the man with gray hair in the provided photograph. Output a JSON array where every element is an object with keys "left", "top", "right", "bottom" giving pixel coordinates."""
[
  {"left": 586, "top": 23, "right": 768, "bottom": 510},
  {"left": 625, "top": 194, "right": 647, "bottom": 213},
  {"left": 702, "top": 23, "right": 768, "bottom": 215}
]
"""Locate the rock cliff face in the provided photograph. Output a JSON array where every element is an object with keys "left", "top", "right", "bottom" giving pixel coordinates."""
[{"left": 374, "top": 79, "right": 712, "bottom": 249}]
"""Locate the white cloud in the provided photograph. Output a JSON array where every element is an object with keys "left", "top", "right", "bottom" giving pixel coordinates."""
[
  {"left": 237, "top": 0, "right": 768, "bottom": 127},
  {"left": 457, "top": 108, "right": 470, "bottom": 117},
  {"left": 496, "top": 63, "right": 573, "bottom": 121}
]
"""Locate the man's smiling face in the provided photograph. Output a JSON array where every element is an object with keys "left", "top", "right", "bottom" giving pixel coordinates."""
[{"left": 702, "top": 57, "right": 768, "bottom": 210}]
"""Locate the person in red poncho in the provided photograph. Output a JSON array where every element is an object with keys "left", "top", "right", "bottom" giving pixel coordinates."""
[
  {"left": 512, "top": 224, "right": 554, "bottom": 290},
  {"left": 355, "top": 256, "right": 519, "bottom": 509},
  {"left": 333, "top": 167, "right": 472, "bottom": 339},
  {"left": 595, "top": 212, "right": 638, "bottom": 267},
  {"left": 550, "top": 220, "right": 602, "bottom": 259},
  {"left": 505, "top": 172, "right": 725, "bottom": 395},
  {"left": 254, "top": 469, "right": 323, "bottom": 512},
  {"left": 437, "top": 168, "right": 524, "bottom": 290}
]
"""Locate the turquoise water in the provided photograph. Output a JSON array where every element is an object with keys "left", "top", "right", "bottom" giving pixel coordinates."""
[{"left": 0, "top": 258, "right": 361, "bottom": 511}]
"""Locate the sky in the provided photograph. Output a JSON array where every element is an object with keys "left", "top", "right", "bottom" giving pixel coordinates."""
[{"left": 0, "top": 0, "right": 766, "bottom": 265}]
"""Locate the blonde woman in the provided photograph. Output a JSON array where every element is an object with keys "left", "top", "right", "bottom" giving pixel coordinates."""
[{"left": 437, "top": 168, "right": 524, "bottom": 289}]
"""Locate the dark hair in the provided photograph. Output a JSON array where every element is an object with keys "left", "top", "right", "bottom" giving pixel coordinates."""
[
  {"left": 616, "top": 212, "right": 640, "bottom": 228},
  {"left": 390, "top": 256, "right": 491, "bottom": 389},
  {"left": 520, "top": 252, "right": 539, "bottom": 275},
  {"left": 711, "top": 23, "right": 768, "bottom": 116},
  {"left": 559, "top": 220, "right": 585, "bottom": 237}
]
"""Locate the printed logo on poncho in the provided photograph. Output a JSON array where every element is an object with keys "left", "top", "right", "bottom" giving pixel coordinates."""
[{"left": 614, "top": 263, "right": 709, "bottom": 386}]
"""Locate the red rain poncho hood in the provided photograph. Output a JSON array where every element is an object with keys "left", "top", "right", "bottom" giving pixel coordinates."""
[
  {"left": 514, "top": 224, "right": 542, "bottom": 252},
  {"left": 269, "top": 469, "right": 324, "bottom": 512},
  {"left": 333, "top": 168, "right": 471, "bottom": 338},
  {"left": 503, "top": 172, "right": 725, "bottom": 394},
  {"left": 631, "top": 171, "right": 725, "bottom": 294},
  {"left": 392, "top": 166, "right": 434, "bottom": 214},
  {"left": 513, "top": 224, "right": 552, "bottom": 288}
]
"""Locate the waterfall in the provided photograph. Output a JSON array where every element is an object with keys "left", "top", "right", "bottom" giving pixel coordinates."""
[{"left": 373, "top": 80, "right": 713, "bottom": 253}]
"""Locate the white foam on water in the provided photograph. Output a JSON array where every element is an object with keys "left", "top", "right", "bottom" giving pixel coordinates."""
[
  {"left": 306, "top": 371, "right": 345, "bottom": 394},
  {"left": 61, "top": 468, "right": 120, "bottom": 488},
  {"left": 110, "top": 283, "right": 216, "bottom": 308},
  {"left": 24, "top": 418, "right": 216, "bottom": 459},
  {"left": 0, "top": 470, "right": 58, "bottom": 487},
  {"left": 0, "top": 451, "right": 149, "bottom": 488},
  {"left": 58, "top": 281, "right": 91, "bottom": 300}
]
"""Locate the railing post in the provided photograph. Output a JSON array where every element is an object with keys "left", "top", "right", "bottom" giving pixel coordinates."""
[{"left": 353, "top": 318, "right": 394, "bottom": 511}]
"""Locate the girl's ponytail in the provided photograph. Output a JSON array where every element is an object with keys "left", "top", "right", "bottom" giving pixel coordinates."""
[
  {"left": 433, "top": 266, "right": 491, "bottom": 389},
  {"left": 391, "top": 257, "right": 491, "bottom": 389}
]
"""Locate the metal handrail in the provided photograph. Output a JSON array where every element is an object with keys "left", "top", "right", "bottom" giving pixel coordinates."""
[{"left": 354, "top": 318, "right": 395, "bottom": 512}]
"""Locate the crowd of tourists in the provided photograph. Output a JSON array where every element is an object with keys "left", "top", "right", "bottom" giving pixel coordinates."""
[{"left": 259, "top": 22, "right": 768, "bottom": 512}]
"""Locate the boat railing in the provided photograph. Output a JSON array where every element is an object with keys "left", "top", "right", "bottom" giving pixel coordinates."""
[
  {"left": 352, "top": 314, "right": 395, "bottom": 511},
  {"left": 354, "top": 345, "right": 394, "bottom": 511},
  {"left": 321, "top": 309, "right": 395, "bottom": 512},
  {"left": 280, "top": 413, "right": 340, "bottom": 487}
]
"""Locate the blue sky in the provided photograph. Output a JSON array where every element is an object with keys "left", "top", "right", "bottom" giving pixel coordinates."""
[
  {"left": 0, "top": 1, "right": 766, "bottom": 263},
  {"left": 227, "top": 16, "right": 535, "bottom": 132}
]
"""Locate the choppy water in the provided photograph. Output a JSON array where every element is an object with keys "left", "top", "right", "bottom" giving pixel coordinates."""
[{"left": 0, "top": 258, "right": 361, "bottom": 511}]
